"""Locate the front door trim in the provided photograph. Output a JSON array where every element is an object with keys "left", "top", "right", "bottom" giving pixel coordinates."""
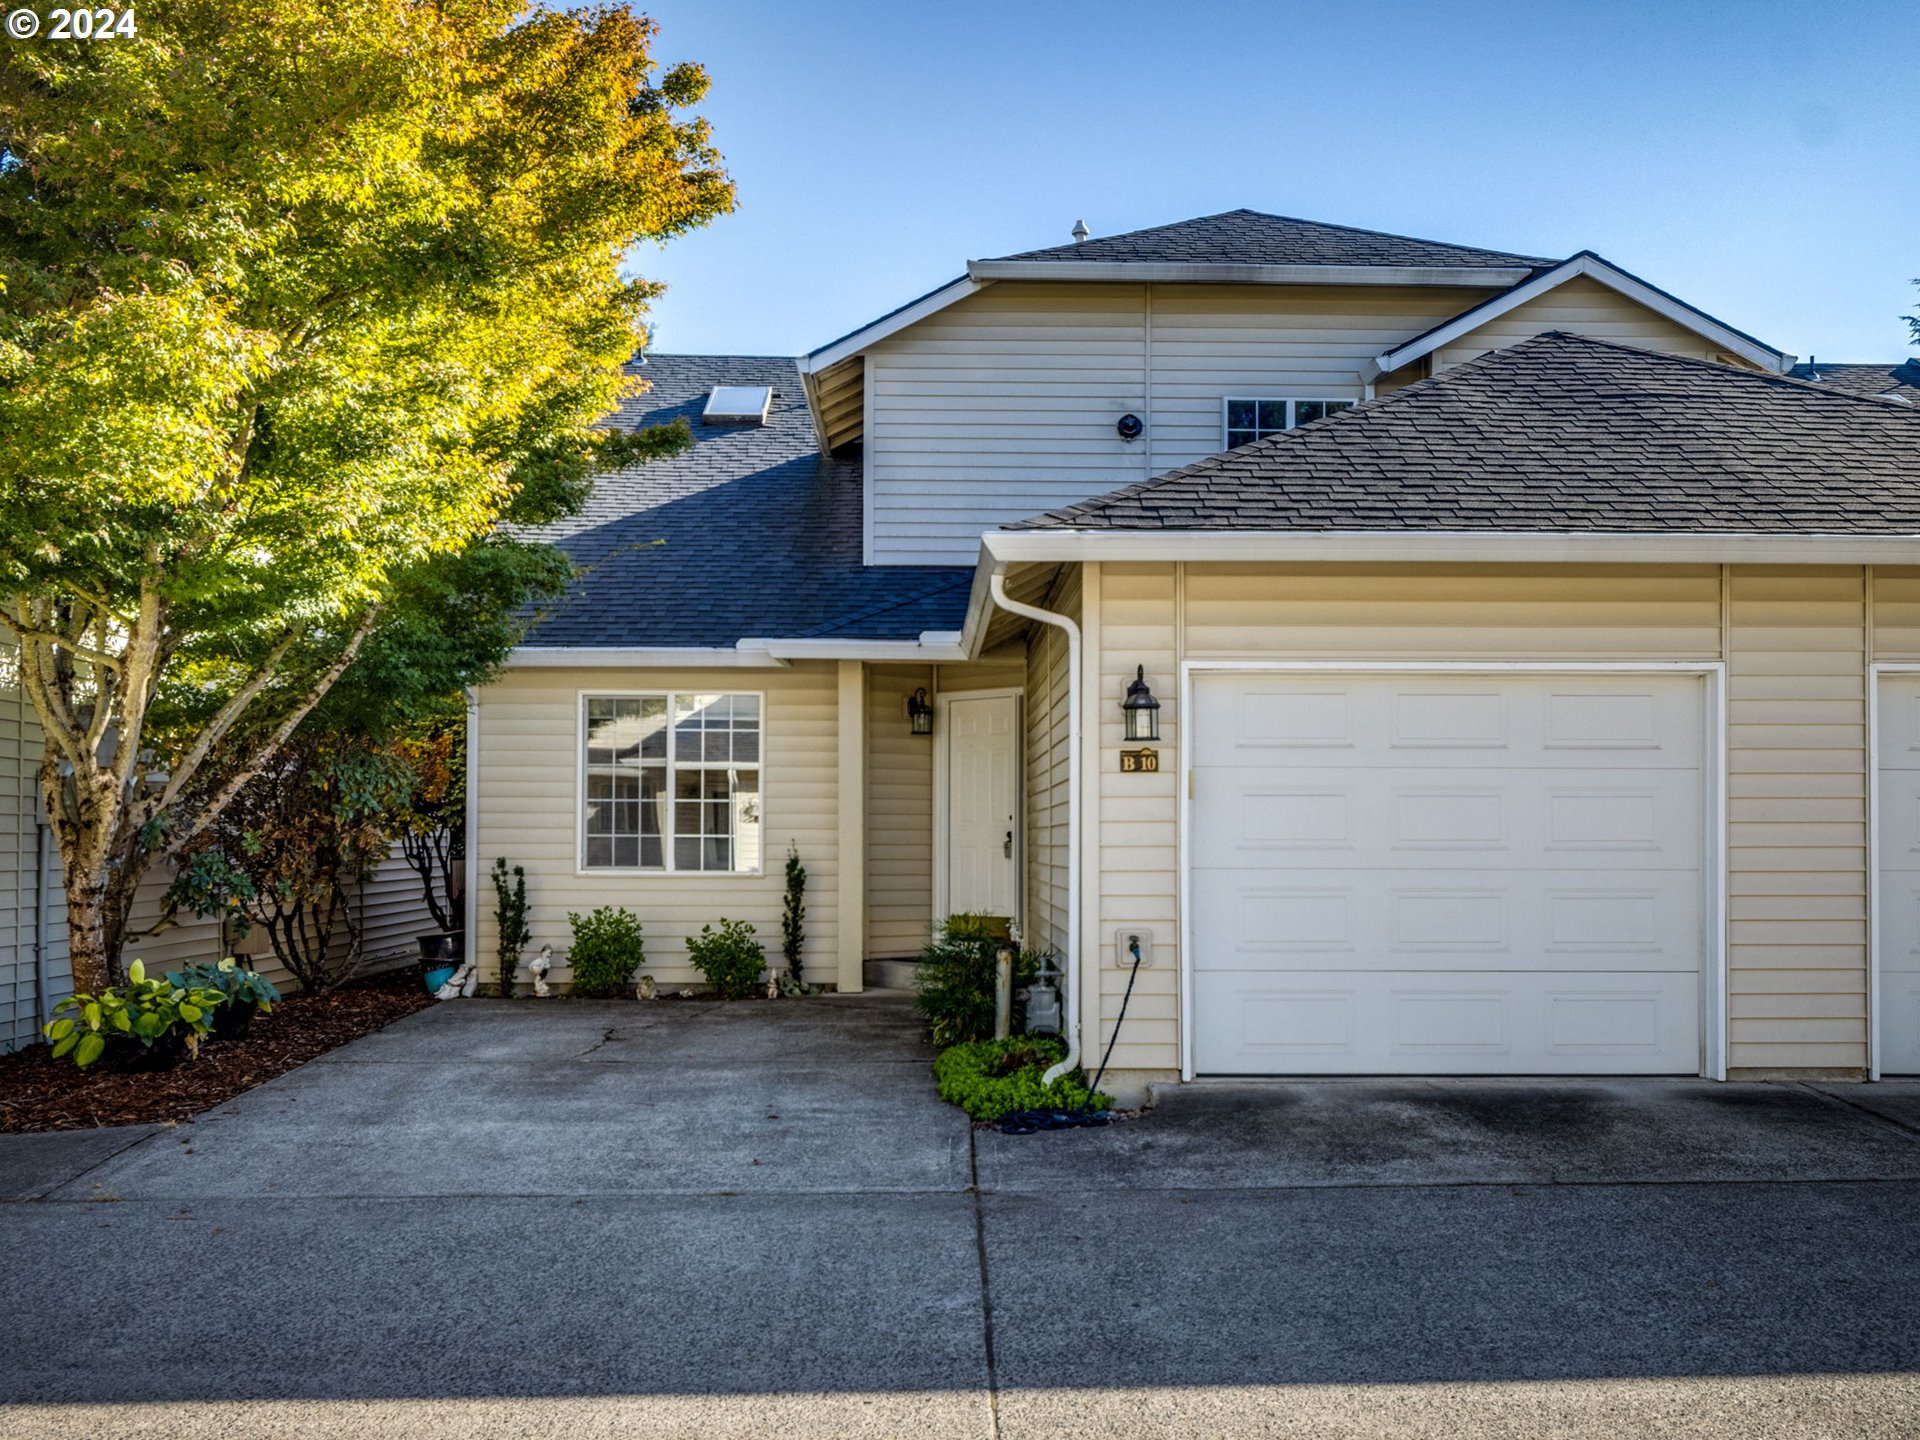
[
  {"left": 932, "top": 686, "right": 1024, "bottom": 933},
  {"left": 1177, "top": 660, "right": 1729, "bottom": 1082},
  {"left": 1865, "top": 663, "right": 1920, "bottom": 1080}
]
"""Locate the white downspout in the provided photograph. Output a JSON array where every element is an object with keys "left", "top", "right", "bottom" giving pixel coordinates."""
[
  {"left": 463, "top": 687, "right": 480, "bottom": 966},
  {"left": 988, "top": 570, "right": 1082, "bottom": 1087}
]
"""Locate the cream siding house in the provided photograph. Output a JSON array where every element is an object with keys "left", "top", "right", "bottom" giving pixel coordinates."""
[{"left": 472, "top": 208, "right": 1920, "bottom": 1100}]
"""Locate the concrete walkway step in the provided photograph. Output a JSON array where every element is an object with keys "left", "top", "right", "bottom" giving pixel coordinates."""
[{"left": 863, "top": 958, "right": 920, "bottom": 992}]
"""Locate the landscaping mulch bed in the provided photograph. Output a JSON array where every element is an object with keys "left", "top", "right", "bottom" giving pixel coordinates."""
[{"left": 0, "top": 969, "right": 435, "bottom": 1133}]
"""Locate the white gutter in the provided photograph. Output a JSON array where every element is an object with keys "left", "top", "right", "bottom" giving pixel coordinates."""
[
  {"left": 984, "top": 529, "right": 1920, "bottom": 567},
  {"left": 988, "top": 570, "right": 1082, "bottom": 1088},
  {"left": 507, "top": 647, "right": 790, "bottom": 669}
]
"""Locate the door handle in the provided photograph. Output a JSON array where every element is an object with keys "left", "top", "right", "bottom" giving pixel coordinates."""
[{"left": 1004, "top": 829, "right": 1013, "bottom": 858}]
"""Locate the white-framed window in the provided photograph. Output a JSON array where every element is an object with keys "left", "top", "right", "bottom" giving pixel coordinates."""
[
  {"left": 1222, "top": 397, "right": 1355, "bottom": 449},
  {"left": 580, "top": 692, "right": 763, "bottom": 873}
]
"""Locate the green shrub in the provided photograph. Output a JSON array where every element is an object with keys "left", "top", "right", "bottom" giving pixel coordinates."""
[
  {"left": 44, "top": 959, "right": 228, "bottom": 1070},
  {"left": 913, "top": 914, "right": 1046, "bottom": 1047},
  {"left": 687, "top": 918, "right": 766, "bottom": 999},
  {"left": 491, "top": 858, "right": 531, "bottom": 997},
  {"left": 565, "top": 906, "right": 645, "bottom": 997},
  {"left": 164, "top": 958, "right": 279, "bottom": 1039},
  {"left": 931, "top": 1036, "right": 1112, "bottom": 1121},
  {"left": 780, "top": 844, "right": 806, "bottom": 986}
]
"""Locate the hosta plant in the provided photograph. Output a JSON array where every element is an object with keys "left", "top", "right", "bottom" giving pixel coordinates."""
[
  {"left": 44, "top": 959, "right": 228, "bottom": 1070},
  {"left": 165, "top": 958, "right": 280, "bottom": 1039}
]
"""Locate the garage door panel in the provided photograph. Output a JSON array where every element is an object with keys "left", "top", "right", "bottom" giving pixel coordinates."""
[
  {"left": 1192, "top": 768, "right": 1703, "bottom": 871},
  {"left": 1192, "top": 970, "right": 1702, "bottom": 1074},
  {"left": 1192, "top": 867, "right": 1701, "bottom": 973},
  {"left": 1191, "top": 672, "right": 1708, "bottom": 1076},
  {"left": 1193, "top": 677, "right": 1703, "bottom": 769}
]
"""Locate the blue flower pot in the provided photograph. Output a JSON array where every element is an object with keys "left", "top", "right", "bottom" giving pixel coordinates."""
[{"left": 424, "top": 965, "right": 457, "bottom": 994}]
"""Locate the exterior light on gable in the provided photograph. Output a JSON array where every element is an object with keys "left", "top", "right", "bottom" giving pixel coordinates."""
[
  {"left": 907, "top": 687, "right": 935, "bottom": 736},
  {"left": 1121, "top": 666, "right": 1160, "bottom": 743}
]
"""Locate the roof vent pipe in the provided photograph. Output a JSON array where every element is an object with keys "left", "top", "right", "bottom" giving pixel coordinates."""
[{"left": 1071, "top": 218, "right": 1090, "bottom": 244}]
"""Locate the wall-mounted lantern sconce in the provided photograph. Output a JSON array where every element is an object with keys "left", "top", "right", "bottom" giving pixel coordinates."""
[
  {"left": 1121, "top": 665, "right": 1161, "bottom": 743},
  {"left": 908, "top": 687, "right": 935, "bottom": 736}
]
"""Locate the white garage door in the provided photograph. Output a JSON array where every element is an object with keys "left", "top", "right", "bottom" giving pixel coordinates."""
[
  {"left": 1190, "top": 672, "right": 1708, "bottom": 1075},
  {"left": 1876, "top": 676, "right": 1920, "bottom": 1074}
]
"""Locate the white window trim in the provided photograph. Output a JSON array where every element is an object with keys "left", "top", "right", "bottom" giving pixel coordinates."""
[
  {"left": 1220, "top": 396, "right": 1357, "bottom": 449},
  {"left": 1176, "top": 660, "right": 1730, "bottom": 1084},
  {"left": 574, "top": 688, "right": 768, "bottom": 878}
]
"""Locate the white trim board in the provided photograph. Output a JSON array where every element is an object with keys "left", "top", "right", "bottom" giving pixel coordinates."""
[
  {"left": 966, "top": 260, "right": 1531, "bottom": 288},
  {"left": 1174, "top": 660, "right": 1730, "bottom": 1083},
  {"left": 800, "top": 276, "right": 986, "bottom": 375},
  {"left": 1365, "top": 252, "right": 1792, "bottom": 379},
  {"left": 1865, "top": 663, "right": 1920, "bottom": 1081}
]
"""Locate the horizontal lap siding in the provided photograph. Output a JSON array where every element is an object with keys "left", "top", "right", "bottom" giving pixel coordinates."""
[
  {"left": 1024, "top": 569, "right": 1080, "bottom": 959},
  {"left": 1728, "top": 568, "right": 1867, "bottom": 1071},
  {"left": 1435, "top": 276, "right": 1733, "bottom": 369},
  {"left": 0, "top": 655, "right": 65, "bottom": 1050},
  {"left": 867, "top": 284, "right": 1484, "bottom": 565},
  {"left": 475, "top": 666, "right": 841, "bottom": 989}
]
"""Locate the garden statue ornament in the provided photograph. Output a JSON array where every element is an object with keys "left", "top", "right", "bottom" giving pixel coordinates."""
[
  {"left": 528, "top": 944, "right": 553, "bottom": 998},
  {"left": 636, "top": 974, "right": 657, "bottom": 1000},
  {"left": 435, "top": 959, "right": 478, "bottom": 1000}
]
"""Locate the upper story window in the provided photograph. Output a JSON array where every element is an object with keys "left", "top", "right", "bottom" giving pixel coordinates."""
[
  {"left": 1223, "top": 398, "right": 1355, "bottom": 449},
  {"left": 582, "top": 693, "right": 762, "bottom": 873}
]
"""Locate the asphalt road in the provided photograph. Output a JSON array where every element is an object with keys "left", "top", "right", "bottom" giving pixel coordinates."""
[{"left": 4, "top": 995, "right": 1919, "bottom": 1439}]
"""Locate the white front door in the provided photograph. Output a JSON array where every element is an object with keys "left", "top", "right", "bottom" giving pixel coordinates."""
[
  {"left": 946, "top": 694, "right": 1019, "bottom": 921},
  {"left": 1190, "top": 672, "right": 1709, "bottom": 1075}
]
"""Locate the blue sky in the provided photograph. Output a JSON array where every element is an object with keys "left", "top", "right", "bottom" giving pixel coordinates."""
[{"left": 636, "top": 0, "right": 1918, "bottom": 364}]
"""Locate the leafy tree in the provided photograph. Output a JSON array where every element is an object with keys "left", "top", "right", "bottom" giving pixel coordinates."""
[
  {"left": 386, "top": 714, "right": 466, "bottom": 939},
  {"left": 0, "top": 1, "right": 732, "bottom": 991}
]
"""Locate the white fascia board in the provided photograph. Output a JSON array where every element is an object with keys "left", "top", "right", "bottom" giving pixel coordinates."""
[
  {"left": 983, "top": 529, "right": 1920, "bottom": 566},
  {"left": 506, "top": 647, "right": 790, "bottom": 670},
  {"left": 800, "top": 277, "right": 985, "bottom": 374},
  {"left": 965, "top": 260, "right": 1528, "bottom": 287},
  {"left": 1373, "top": 254, "right": 1792, "bottom": 376},
  {"left": 753, "top": 634, "right": 970, "bottom": 662}
]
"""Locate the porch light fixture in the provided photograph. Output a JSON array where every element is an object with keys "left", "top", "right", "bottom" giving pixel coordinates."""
[
  {"left": 1121, "top": 665, "right": 1160, "bottom": 743},
  {"left": 907, "top": 687, "right": 935, "bottom": 736}
]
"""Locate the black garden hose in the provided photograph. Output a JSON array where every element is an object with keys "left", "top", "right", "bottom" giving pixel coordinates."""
[{"left": 993, "top": 938, "right": 1147, "bottom": 1134}]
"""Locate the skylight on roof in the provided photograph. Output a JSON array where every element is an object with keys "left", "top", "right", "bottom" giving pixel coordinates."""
[{"left": 702, "top": 385, "right": 773, "bottom": 426}]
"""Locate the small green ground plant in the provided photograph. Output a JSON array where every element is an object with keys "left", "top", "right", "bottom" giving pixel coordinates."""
[
  {"left": 44, "top": 959, "right": 228, "bottom": 1070},
  {"left": 565, "top": 906, "right": 645, "bottom": 997},
  {"left": 931, "top": 1036, "right": 1112, "bottom": 1121},
  {"left": 780, "top": 844, "right": 806, "bottom": 989},
  {"left": 687, "top": 918, "right": 766, "bottom": 999},
  {"left": 491, "top": 858, "right": 531, "bottom": 997},
  {"left": 913, "top": 914, "right": 1046, "bottom": 1046},
  {"left": 164, "top": 958, "right": 280, "bottom": 1040}
]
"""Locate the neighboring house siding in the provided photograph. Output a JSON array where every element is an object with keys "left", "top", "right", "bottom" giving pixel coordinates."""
[
  {"left": 473, "top": 665, "right": 844, "bottom": 989},
  {"left": 1022, "top": 566, "right": 1081, "bottom": 961},
  {"left": 1061, "top": 561, "right": 1871, "bottom": 1080},
  {"left": 1433, "top": 275, "right": 1736, "bottom": 371},
  {"left": 865, "top": 282, "right": 1482, "bottom": 565},
  {"left": 1, "top": 651, "right": 67, "bottom": 1051},
  {"left": 863, "top": 279, "right": 1731, "bottom": 565}
]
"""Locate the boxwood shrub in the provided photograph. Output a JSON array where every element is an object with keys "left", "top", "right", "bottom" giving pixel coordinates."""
[
  {"left": 931, "top": 1036, "right": 1112, "bottom": 1121},
  {"left": 566, "top": 906, "right": 645, "bottom": 997}
]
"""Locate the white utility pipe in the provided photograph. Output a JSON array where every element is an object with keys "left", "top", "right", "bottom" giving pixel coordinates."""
[
  {"left": 988, "top": 570, "right": 1082, "bottom": 1087},
  {"left": 463, "top": 688, "right": 481, "bottom": 967}
]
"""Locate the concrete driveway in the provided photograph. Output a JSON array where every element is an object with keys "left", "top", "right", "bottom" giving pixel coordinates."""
[{"left": 5, "top": 994, "right": 1920, "bottom": 1439}]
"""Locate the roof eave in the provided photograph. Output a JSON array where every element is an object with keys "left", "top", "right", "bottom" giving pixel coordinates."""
[
  {"left": 983, "top": 529, "right": 1920, "bottom": 566},
  {"left": 965, "top": 259, "right": 1530, "bottom": 287}
]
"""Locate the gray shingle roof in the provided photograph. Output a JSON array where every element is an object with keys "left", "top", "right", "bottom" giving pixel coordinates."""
[
  {"left": 992, "top": 209, "right": 1552, "bottom": 269},
  {"left": 1789, "top": 360, "right": 1920, "bottom": 404},
  {"left": 520, "top": 356, "right": 972, "bottom": 648},
  {"left": 1007, "top": 333, "right": 1920, "bottom": 535}
]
